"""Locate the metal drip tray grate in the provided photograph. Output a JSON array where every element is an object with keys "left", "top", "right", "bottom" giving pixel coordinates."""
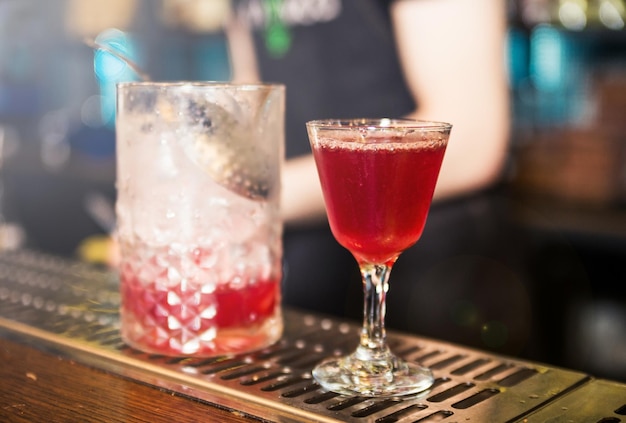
[{"left": 1, "top": 249, "right": 625, "bottom": 422}]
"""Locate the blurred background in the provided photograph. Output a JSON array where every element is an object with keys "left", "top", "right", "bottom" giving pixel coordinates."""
[{"left": 0, "top": 0, "right": 624, "bottom": 382}]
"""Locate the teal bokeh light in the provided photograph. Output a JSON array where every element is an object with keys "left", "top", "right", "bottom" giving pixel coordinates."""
[
  {"left": 530, "top": 24, "right": 569, "bottom": 92},
  {"left": 93, "top": 28, "right": 141, "bottom": 127}
]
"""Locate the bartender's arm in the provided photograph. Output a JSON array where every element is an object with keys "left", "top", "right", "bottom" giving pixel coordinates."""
[{"left": 280, "top": 0, "right": 510, "bottom": 226}]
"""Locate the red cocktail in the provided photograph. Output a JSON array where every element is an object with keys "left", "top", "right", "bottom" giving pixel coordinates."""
[
  {"left": 312, "top": 134, "right": 446, "bottom": 265},
  {"left": 307, "top": 118, "right": 451, "bottom": 397}
]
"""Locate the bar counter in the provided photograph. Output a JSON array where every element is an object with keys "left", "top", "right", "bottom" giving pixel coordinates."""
[
  {"left": 0, "top": 338, "right": 250, "bottom": 422},
  {"left": 1, "top": 249, "right": 626, "bottom": 422}
]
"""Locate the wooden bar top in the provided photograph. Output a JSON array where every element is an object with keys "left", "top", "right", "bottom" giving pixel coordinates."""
[{"left": 0, "top": 338, "right": 254, "bottom": 422}]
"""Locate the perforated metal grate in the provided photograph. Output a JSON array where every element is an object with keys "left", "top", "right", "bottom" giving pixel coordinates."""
[{"left": 1, "top": 249, "right": 625, "bottom": 422}]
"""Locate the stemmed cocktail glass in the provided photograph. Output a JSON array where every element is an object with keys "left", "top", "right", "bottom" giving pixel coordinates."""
[{"left": 306, "top": 118, "right": 451, "bottom": 397}]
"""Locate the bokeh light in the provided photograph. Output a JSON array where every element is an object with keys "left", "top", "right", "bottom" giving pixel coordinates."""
[{"left": 92, "top": 28, "right": 140, "bottom": 127}]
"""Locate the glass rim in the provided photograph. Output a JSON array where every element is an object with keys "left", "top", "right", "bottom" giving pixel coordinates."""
[
  {"left": 116, "top": 81, "right": 285, "bottom": 91},
  {"left": 306, "top": 118, "right": 452, "bottom": 132}
]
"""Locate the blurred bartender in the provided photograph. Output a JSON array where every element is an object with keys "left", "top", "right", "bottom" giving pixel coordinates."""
[{"left": 221, "top": 0, "right": 511, "bottom": 337}]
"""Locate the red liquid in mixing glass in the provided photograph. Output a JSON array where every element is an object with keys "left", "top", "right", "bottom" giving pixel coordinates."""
[
  {"left": 312, "top": 136, "right": 446, "bottom": 265},
  {"left": 120, "top": 246, "right": 281, "bottom": 356}
]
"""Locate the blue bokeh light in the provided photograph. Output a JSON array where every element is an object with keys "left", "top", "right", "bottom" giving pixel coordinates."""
[{"left": 92, "top": 28, "right": 141, "bottom": 127}]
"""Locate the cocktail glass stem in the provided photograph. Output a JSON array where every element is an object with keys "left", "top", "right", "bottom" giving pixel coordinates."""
[
  {"left": 312, "top": 261, "right": 434, "bottom": 397},
  {"left": 359, "top": 263, "right": 391, "bottom": 355}
]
